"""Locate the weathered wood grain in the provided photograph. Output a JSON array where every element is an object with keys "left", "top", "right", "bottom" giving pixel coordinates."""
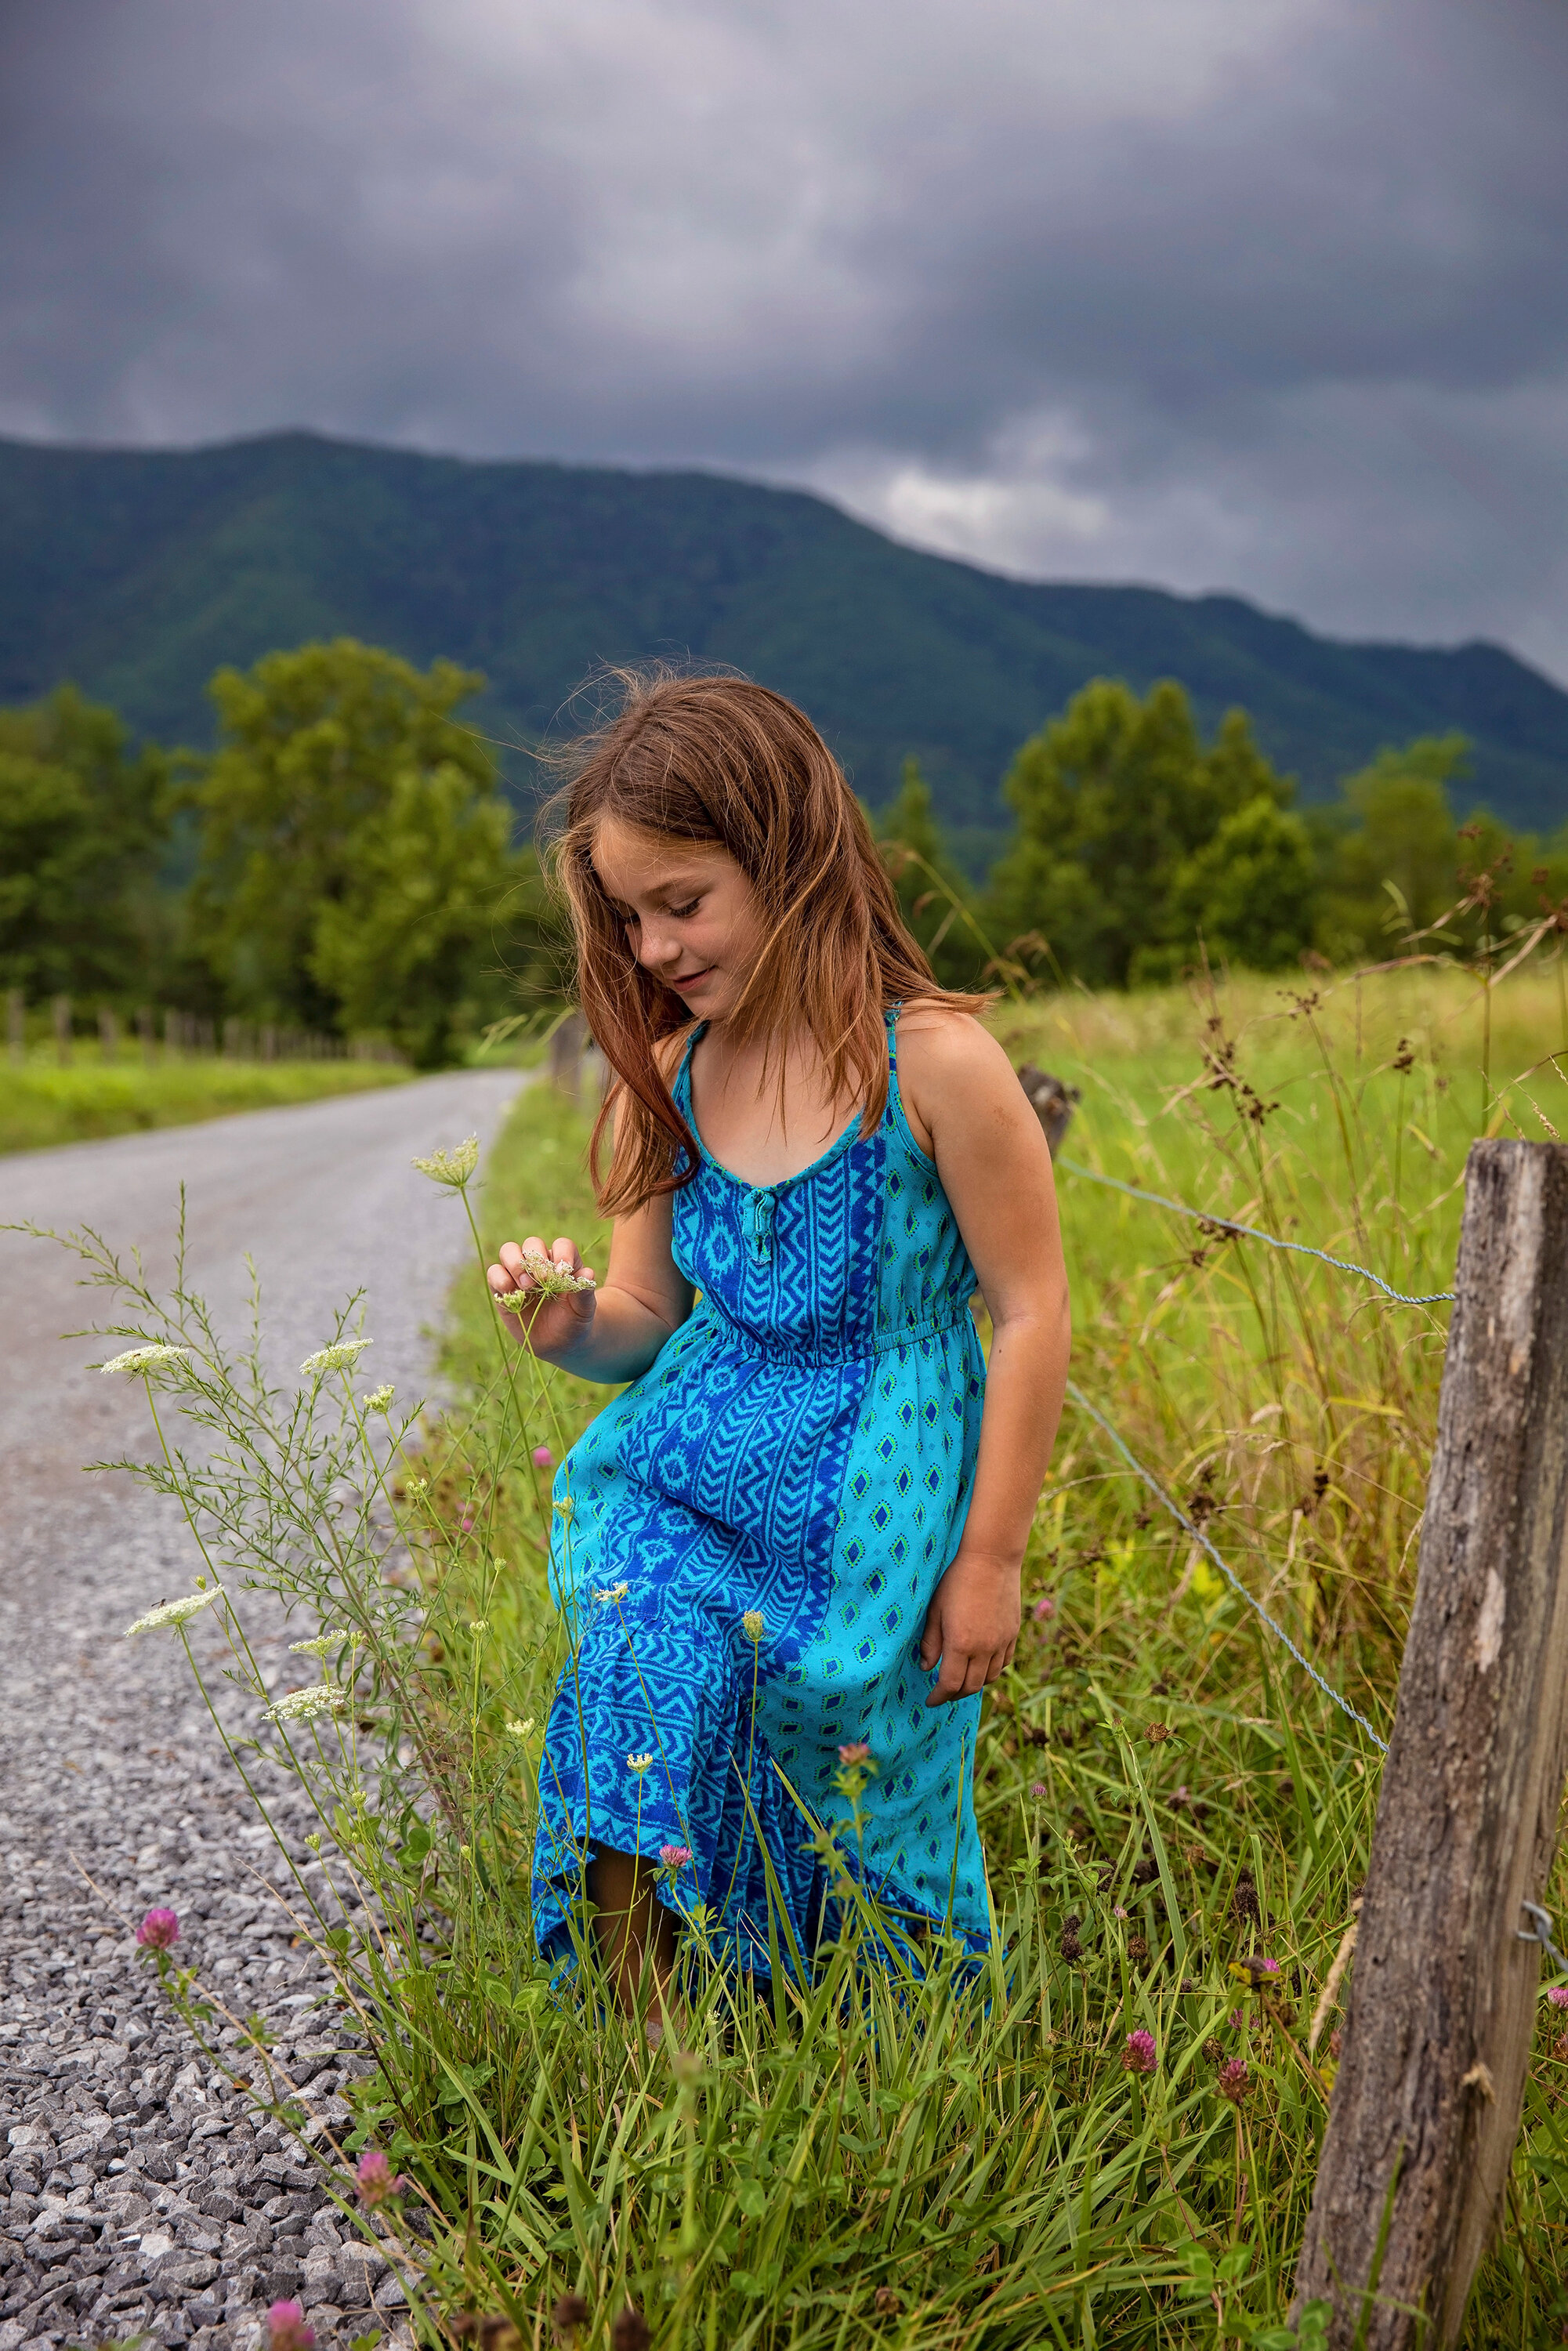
[{"left": 1294, "top": 1140, "right": 1568, "bottom": 2348}]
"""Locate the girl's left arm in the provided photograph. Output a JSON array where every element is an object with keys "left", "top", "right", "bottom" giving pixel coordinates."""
[{"left": 899, "top": 1010, "right": 1071, "bottom": 1706}]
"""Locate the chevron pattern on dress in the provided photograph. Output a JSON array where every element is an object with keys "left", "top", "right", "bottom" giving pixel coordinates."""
[{"left": 531, "top": 1010, "right": 994, "bottom": 1976}]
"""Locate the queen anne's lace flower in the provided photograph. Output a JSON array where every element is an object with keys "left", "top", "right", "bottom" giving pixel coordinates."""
[
  {"left": 100, "top": 1344, "right": 192, "bottom": 1377},
  {"left": 412, "top": 1136, "right": 479, "bottom": 1187},
  {"left": 364, "top": 1384, "right": 395, "bottom": 1413},
  {"left": 742, "top": 1610, "right": 765, "bottom": 1643},
  {"left": 506, "top": 1717, "right": 537, "bottom": 1739},
  {"left": 596, "top": 1580, "right": 629, "bottom": 1604},
  {"left": 627, "top": 1751, "right": 653, "bottom": 1773},
  {"left": 125, "top": 1589, "right": 219, "bottom": 1636},
  {"left": 266, "top": 1683, "right": 349, "bottom": 1723},
  {"left": 288, "top": 1635, "right": 337, "bottom": 1661},
  {"left": 299, "top": 1339, "right": 371, "bottom": 1377},
  {"left": 495, "top": 1248, "right": 597, "bottom": 1305}
]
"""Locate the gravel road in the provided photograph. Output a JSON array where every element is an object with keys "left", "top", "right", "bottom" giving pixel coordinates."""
[{"left": 0, "top": 1073, "right": 525, "bottom": 2351}]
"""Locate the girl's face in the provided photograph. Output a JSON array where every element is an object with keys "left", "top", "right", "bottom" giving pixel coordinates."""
[{"left": 592, "top": 815, "right": 766, "bottom": 1021}]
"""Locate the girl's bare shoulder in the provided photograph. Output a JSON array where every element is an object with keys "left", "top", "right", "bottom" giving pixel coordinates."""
[
  {"left": 895, "top": 999, "right": 1011, "bottom": 1077},
  {"left": 894, "top": 1002, "right": 1030, "bottom": 1151}
]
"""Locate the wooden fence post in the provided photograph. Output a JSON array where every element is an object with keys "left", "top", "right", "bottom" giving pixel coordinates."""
[
  {"left": 53, "top": 993, "right": 72, "bottom": 1066},
  {"left": 1016, "top": 1064, "right": 1081, "bottom": 1158},
  {"left": 6, "top": 988, "right": 23, "bottom": 1064},
  {"left": 1294, "top": 1140, "right": 1568, "bottom": 2349},
  {"left": 550, "top": 1009, "right": 587, "bottom": 1099}
]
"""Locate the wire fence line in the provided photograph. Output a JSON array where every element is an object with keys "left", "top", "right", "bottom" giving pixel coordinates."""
[
  {"left": 1056, "top": 1155, "right": 1456, "bottom": 1307},
  {"left": 1064, "top": 1378, "right": 1391, "bottom": 1755}
]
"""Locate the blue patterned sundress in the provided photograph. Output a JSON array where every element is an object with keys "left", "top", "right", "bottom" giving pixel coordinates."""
[{"left": 531, "top": 1009, "right": 991, "bottom": 1974}]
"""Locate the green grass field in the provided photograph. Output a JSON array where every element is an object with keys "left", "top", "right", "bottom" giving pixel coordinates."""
[
  {"left": 392, "top": 962, "right": 1568, "bottom": 2346},
  {"left": 101, "top": 958, "right": 1568, "bottom": 2349},
  {"left": 0, "top": 1050, "right": 412, "bottom": 1154}
]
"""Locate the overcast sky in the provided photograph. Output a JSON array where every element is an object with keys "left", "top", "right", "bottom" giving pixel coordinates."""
[{"left": 4, "top": 0, "right": 1566, "bottom": 677}]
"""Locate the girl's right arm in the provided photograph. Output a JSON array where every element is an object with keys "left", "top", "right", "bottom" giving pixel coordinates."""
[{"left": 487, "top": 1188, "right": 695, "bottom": 1384}]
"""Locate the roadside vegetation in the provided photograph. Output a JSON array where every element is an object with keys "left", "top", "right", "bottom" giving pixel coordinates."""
[
  {"left": 74, "top": 956, "right": 1568, "bottom": 2347},
  {"left": 0, "top": 1048, "right": 412, "bottom": 1154}
]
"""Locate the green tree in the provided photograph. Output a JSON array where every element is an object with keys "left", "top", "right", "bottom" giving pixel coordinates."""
[
  {"left": 874, "top": 758, "right": 984, "bottom": 987},
  {"left": 1312, "top": 736, "right": 1466, "bottom": 961},
  {"left": 0, "top": 686, "right": 171, "bottom": 1000},
  {"left": 1166, "top": 795, "right": 1319, "bottom": 974},
  {"left": 190, "top": 639, "right": 544, "bottom": 1064},
  {"left": 987, "top": 679, "right": 1293, "bottom": 986}
]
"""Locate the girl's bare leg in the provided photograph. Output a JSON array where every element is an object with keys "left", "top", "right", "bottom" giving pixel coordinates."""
[{"left": 590, "top": 1846, "right": 678, "bottom": 2016}]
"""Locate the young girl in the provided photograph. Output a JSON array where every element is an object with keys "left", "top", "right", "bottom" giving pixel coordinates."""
[{"left": 488, "top": 673, "right": 1070, "bottom": 2005}]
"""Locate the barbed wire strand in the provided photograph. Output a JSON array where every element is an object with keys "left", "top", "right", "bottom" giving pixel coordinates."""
[
  {"left": 1065, "top": 1378, "right": 1390, "bottom": 1754},
  {"left": 1056, "top": 1156, "right": 1455, "bottom": 1306}
]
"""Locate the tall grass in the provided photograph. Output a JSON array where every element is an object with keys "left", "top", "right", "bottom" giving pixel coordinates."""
[{"left": 48, "top": 962, "right": 1568, "bottom": 2348}]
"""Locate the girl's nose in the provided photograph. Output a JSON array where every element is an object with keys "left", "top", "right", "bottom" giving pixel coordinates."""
[{"left": 636, "top": 922, "right": 680, "bottom": 973}]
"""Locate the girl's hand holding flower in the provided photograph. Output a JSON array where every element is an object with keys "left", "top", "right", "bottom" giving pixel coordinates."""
[{"left": 488, "top": 1234, "right": 598, "bottom": 1358}]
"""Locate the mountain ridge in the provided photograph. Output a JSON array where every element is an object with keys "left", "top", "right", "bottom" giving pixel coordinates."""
[{"left": 2, "top": 428, "right": 1565, "bottom": 838}]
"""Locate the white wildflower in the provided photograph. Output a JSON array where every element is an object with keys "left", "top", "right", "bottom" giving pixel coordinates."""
[
  {"left": 364, "top": 1383, "right": 395, "bottom": 1414},
  {"left": 411, "top": 1136, "right": 479, "bottom": 1187},
  {"left": 627, "top": 1752, "right": 653, "bottom": 1774},
  {"left": 300, "top": 1339, "right": 371, "bottom": 1377},
  {"left": 266, "top": 1683, "right": 350, "bottom": 1724},
  {"left": 595, "top": 1580, "right": 629, "bottom": 1604},
  {"left": 495, "top": 1248, "right": 597, "bottom": 1305},
  {"left": 289, "top": 1635, "right": 336, "bottom": 1661},
  {"left": 125, "top": 1589, "right": 219, "bottom": 1636},
  {"left": 469, "top": 1618, "right": 489, "bottom": 1636},
  {"left": 742, "top": 1610, "right": 765, "bottom": 1643},
  {"left": 505, "top": 1717, "right": 537, "bottom": 1739},
  {"left": 100, "top": 1344, "right": 191, "bottom": 1378}
]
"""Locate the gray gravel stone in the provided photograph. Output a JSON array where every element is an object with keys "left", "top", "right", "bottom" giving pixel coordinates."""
[{"left": 2, "top": 1074, "right": 522, "bottom": 2348}]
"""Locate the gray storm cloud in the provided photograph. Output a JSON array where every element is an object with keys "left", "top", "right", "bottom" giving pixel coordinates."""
[{"left": 2, "top": 0, "right": 1566, "bottom": 674}]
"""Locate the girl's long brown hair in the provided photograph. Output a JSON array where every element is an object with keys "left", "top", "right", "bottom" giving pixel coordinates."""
[{"left": 543, "top": 668, "right": 989, "bottom": 1216}]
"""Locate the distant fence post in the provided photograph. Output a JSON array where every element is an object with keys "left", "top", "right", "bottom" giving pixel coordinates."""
[
  {"left": 1016, "top": 1064, "right": 1081, "bottom": 1159},
  {"left": 136, "top": 1006, "right": 156, "bottom": 1064},
  {"left": 98, "top": 1005, "right": 119, "bottom": 1062},
  {"left": 550, "top": 1009, "right": 587, "bottom": 1099},
  {"left": 6, "top": 989, "right": 23, "bottom": 1064},
  {"left": 1294, "top": 1140, "right": 1568, "bottom": 2349},
  {"left": 53, "top": 994, "right": 72, "bottom": 1066}
]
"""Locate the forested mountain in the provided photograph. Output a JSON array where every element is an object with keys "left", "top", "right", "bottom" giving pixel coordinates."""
[{"left": 3, "top": 429, "right": 1566, "bottom": 841}]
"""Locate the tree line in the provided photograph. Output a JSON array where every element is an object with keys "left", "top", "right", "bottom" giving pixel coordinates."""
[
  {"left": 883, "top": 676, "right": 1568, "bottom": 994},
  {"left": 3, "top": 639, "right": 1565, "bottom": 1067}
]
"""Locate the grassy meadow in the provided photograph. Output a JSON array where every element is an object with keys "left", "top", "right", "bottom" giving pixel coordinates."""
[
  {"left": 101, "top": 958, "right": 1568, "bottom": 2350},
  {"left": 361, "top": 959, "right": 1564, "bottom": 2347},
  {"left": 0, "top": 1048, "right": 412, "bottom": 1154}
]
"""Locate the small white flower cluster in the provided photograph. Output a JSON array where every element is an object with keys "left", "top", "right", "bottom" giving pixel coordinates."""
[
  {"left": 742, "top": 1610, "right": 765, "bottom": 1643},
  {"left": 125, "top": 1588, "right": 219, "bottom": 1636},
  {"left": 364, "top": 1383, "right": 396, "bottom": 1414},
  {"left": 100, "top": 1344, "right": 192, "bottom": 1378},
  {"left": 505, "top": 1716, "right": 537, "bottom": 1739},
  {"left": 288, "top": 1633, "right": 337, "bottom": 1661},
  {"left": 495, "top": 1248, "right": 597, "bottom": 1307},
  {"left": 627, "top": 1751, "right": 653, "bottom": 1774},
  {"left": 266, "top": 1682, "right": 350, "bottom": 1723},
  {"left": 412, "top": 1136, "right": 480, "bottom": 1187},
  {"left": 300, "top": 1338, "right": 371, "bottom": 1377},
  {"left": 595, "top": 1580, "right": 629, "bottom": 1605}
]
